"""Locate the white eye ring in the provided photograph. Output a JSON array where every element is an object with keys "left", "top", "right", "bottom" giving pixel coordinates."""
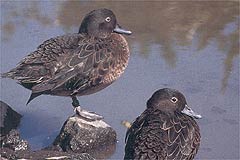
[
  {"left": 171, "top": 97, "right": 178, "bottom": 103},
  {"left": 105, "top": 17, "right": 111, "bottom": 22}
]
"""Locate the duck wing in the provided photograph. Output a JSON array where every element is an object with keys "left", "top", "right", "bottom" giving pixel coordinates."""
[
  {"left": 30, "top": 36, "right": 113, "bottom": 94},
  {"left": 2, "top": 34, "right": 82, "bottom": 84},
  {"left": 124, "top": 110, "right": 151, "bottom": 159},
  {"left": 169, "top": 113, "right": 201, "bottom": 160},
  {"left": 3, "top": 34, "right": 114, "bottom": 104},
  {"left": 162, "top": 113, "right": 200, "bottom": 160},
  {"left": 124, "top": 111, "right": 200, "bottom": 160}
]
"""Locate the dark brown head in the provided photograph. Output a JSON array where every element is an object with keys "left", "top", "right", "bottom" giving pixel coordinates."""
[
  {"left": 79, "top": 8, "right": 132, "bottom": 38},
  {"left": 147, "top": 88, "right": 202, "bottom": 119}
]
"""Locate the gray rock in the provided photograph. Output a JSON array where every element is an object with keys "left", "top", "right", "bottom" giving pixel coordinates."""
[
  {"left": 0, "top": 101, "right": 27, "bottom": 151},
  {"left": 0, "top": 101, "right": 22, "bottom": 136},
  {"left": 0, "top": 147, "right": 95, "bottom": 160},
  {"left": 0, "top": 101, "right": 111, "bottom": 159},
  {"left": 51, "top": 115, "right": 117, "bottom": 154},
  {"left": 1, "top": 129, "right": 29, "bottom": 151}
]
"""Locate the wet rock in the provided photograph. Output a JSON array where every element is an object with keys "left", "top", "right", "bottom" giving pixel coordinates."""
[
  {"left": 0, "top": 147, "right": 95, "bottom": 160},
  {"left": 0, "top": 101, "right": 27, "bottom": 151},
  {"left": 51, "top": 115, "right": 117, "bottom": 154},
  {"left": 0, "top": 101, "right": 110, "bottom": 159},
  {"left": 1, "top": 129, "right": 29, "bottom": 151},
  {"left": 0, "top": 101, "right": 22, "bottom": 136}
]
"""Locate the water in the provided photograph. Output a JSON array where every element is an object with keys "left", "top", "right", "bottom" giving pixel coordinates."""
[{"left": 1, "top": 1, "right": 239, "bottom": 159}]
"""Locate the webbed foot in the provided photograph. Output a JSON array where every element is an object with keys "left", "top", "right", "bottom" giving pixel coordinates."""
[
  {"left": 71, "top": 96, "right": 103, "bottom": 121},
  {"left": 74, "top": 106, "right": 104, "bottom": 121}
]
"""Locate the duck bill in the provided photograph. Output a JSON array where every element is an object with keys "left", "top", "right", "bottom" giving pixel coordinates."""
[
  {"left": 113, "top": 24, "right": 132, "bottom": 35},
  {"left": 181, "top": 104, "right": 202, "bottom": 119}
]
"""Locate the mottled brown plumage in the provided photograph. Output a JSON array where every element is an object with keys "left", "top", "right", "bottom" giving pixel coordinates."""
[
  {"left": 2, "top": 9, "right": 131, "bottom": 110},
  {"left": 124, "top": 88, "right": 201, "bottom": 160}
]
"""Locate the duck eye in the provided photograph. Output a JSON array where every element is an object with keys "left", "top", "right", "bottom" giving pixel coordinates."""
[
  {"left": 105, "top": 17, "right": 111, "bottom": 22},
  {"left": 171, "top": 97, "right": 178, "bottom": 103}
]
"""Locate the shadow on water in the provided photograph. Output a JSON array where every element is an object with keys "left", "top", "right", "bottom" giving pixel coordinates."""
[
  {"left": 1, "top": 1, "right": 239, "bottom": 159},
  {"left": 1, "top": 1, "right": 239, "bottom": 92}
]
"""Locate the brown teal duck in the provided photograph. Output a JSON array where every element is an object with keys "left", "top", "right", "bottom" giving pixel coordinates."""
[
  {"left": 1, "top": 8, "right": 131, "bottom": 120},
  {"left": 124, "top": 88, "right": 201, "bottom": 160}
]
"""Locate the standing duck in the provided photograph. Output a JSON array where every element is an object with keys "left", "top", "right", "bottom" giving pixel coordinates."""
[
  {"left": 1, "top": 8, "right": 131, "bottom": 120},
  {"left": 124, "top": 88, "right": 201, "bottom": 160}
]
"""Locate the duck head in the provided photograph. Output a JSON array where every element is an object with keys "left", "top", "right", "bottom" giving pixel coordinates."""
[
  {"left": 79, "top": 8, "right": 132, "bottom": 38},
  {"left": 147, "top": 88, "right": 202, "bottom": 119}
]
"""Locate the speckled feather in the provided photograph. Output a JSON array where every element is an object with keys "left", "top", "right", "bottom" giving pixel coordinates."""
[
  {"left": 3, "top": 33, "right": 129, "bottom": 98},
  {"left": 124, "top": 89, "right": 200, "bottom": 160},
  {"left": 1, "top": 9, "right": 131, "bottom": 104}
]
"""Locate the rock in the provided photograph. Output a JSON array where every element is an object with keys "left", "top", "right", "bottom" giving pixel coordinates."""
[
  {"left": 0, "top": 101, "right": 111, "bottom": 159},
  {"left": 0, "top": 147, "right": 95, "bottom": 160},
  {"left": 51, "top": 115, "right": 117, "bottom": 154},
  {"left": 0, "top": 101, "right": 27, "bottom": 151},
  {"left": 1, "top": 129, "right": 29, "bottom": 151},
  {"left": 0, "top": 101, "right": 22, "bottom": 136}
]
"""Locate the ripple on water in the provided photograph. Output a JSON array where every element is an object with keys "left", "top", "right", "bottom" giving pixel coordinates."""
[
  {"left": 198, "top": 118, "right": 212, "bottom": 125},
  {"left": 223, "top": 118, "right": 239, "bottom": 125},
  {"left": 210, "top": 106, "right": 227, "bottom": 114}
]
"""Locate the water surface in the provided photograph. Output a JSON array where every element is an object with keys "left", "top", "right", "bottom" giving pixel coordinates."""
[{"left": 1, "top": 1, "right": 239, "bottom": 159}]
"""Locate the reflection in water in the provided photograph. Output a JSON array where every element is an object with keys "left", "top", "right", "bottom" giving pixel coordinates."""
[
  {"left": 221, "top": 29, "right": 239, "bottom": 92},
  {"left": 1, "top": 1, "right": 239, "bottom": 91},
  {"left": 1, "top": 1, "right": 239, "bottom": 159},
  {"left": 56, "top": 1, "right": 240, "bottom": 92},
  {"left": 2, "top": 22, "right": 15, "bottom": 40},
  {"left": 1, "top": 1, "right": 52, "bottom": 41}
]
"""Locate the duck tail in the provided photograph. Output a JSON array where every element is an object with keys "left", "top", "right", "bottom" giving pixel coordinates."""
[
  {"left": 26, "top": 92, "right": 42, "bottom": 105},
  {"left": 1, "top": 71, "right": 14, "bottom": 79}
]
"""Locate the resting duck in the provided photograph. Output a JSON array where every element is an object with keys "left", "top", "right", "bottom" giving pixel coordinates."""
[
  {"left": 2, "top": 8, "right": 132, "bottom": 120},
  {"left": 124, "top": 88, "right": 201, "bottom": 160}
]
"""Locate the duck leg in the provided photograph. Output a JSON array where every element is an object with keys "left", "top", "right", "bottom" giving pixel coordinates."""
[{"left": 71, "top": 96, "right": 103, "bottom": 121}]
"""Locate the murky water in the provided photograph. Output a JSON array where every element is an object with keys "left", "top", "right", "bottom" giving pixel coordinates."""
[{"left": 1, "top": 1, "right": 239, "bottom": 159}]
